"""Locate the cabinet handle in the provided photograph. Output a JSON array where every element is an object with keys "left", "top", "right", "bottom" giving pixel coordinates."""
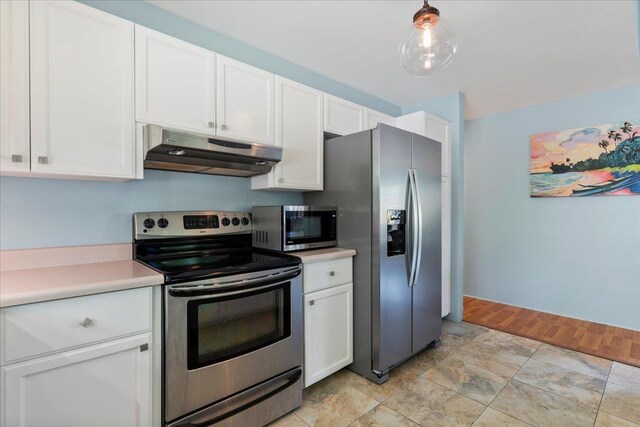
[
  {"left": 11, "top": 155, "right": 23, "bottom": 163},
  {"left": 140, "top": 343, "right": 149, "bottom": 352},
  {"left": 278, "top": 177, "right": 285, "bottom": 183},
  {"left": 38, "top": 156, "right": 48, "bottom": 165},
  {"left": 220, "top": 124, "right": 228, "bottom": 130},
  {"left": 309, "top": 300, "right": 315, "bottom": 306},
  {"left": 208, "top": 121, "right": 216, "bottom": 129},
  {"left": 79, "top": 317, "right": 94, "bottom": 328},
  {"left": 329, "top": 271, "right": 335, "bottom": 276}
]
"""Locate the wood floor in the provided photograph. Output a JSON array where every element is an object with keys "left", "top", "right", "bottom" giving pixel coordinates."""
[{"left": 463, "top": 296, "right": 640, "bottom": 368}]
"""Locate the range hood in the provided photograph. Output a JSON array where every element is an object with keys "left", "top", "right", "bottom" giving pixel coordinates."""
[{"left": 143, "top": 125, "right": 283, "bottom": 177}]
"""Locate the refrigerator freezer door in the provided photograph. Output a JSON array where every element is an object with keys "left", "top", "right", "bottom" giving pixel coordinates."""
[
  {"left": 411, "top": 133, "right": 443, "bottom": 353},
  {"left": 372, "top": 125, "right": 413, "bottom": 374}
]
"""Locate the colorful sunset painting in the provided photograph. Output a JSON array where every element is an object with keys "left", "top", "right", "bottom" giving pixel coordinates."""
[{"left": 530, "top": 121, "right": 640, "bottom": 197}]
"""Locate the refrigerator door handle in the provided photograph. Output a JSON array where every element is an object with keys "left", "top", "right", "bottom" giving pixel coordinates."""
[
  {"left": 412, "top": 168, "right": 424, "bottom": 286},
  {"left": 408, "top": 168, "right": 419, "bottom": 287}
]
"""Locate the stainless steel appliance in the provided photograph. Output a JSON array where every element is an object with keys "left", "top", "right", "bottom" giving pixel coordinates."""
[
  {"left": 305, "top": 124, "right": 442, "bottom": 384},
  {"left": 252, "top": 205, "right": 338, "bottom": 252},
  {"left": 143, "top": 125, "right": 283, "bottom": 177},
  {"left": 133, "top": 211, "right": 303, "bottom": 427}
]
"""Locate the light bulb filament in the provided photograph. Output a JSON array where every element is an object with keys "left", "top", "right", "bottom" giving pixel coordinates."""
[{"left": 422, "top": 29, "right": 432, "bottom": 48}]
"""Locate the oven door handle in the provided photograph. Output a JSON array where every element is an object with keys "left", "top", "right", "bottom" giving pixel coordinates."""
[{"left": 167, "top": 266, "right": 301, "bottom": 297}]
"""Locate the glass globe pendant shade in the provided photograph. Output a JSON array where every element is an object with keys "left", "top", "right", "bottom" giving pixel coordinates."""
[{"left": 399, "top": 2, "right": 457, "bottom": 76}]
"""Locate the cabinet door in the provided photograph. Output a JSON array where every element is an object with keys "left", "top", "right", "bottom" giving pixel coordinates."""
[
  {"left": 216, "top": 55, "right": 275, "bottom": 144},
  {"left": 424, "top": 113, "right": 451, "bottom": 177},
  {"left": 364, "top": 108, "right": 395, "bottom": 129},
  {"left": 252, "top": 77, "right": 323, "bottom": 191},
  {"left": 30, "top": 1, "right": 135, "bottom": 179},
  {"left": 442, "top": 248, "right": 451, "bottom": 317},
  {"left": 323, "top": 94, "right": 364, "bottom": 135},
  {"left": 1, "top": 334, "right": 151, "bottom": 427},
  {"left": 0, "top": 0, "right": 30, "bottom": 175},
  {"left": 135, "top": 25, "right": 216, "bottom": 134},
  {"left": 304, "top": 283, "right": 353, "bottom": 387},
  {"left": 394, "top": 111, "right": 425, "bottom": 136},
  {"left": 442, "top": 177, "right": 451, "bottom": 317}
]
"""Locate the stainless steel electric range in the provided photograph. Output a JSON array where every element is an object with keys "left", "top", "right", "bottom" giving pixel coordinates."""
[{"left": 133, "top": 210, "right": 303, "bottom": 427}]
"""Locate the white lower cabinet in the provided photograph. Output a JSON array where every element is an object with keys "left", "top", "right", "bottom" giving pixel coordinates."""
[
  {"left": 304, "top": 283, "right": 353, "bottom": 387},
  {"left": 0, "top": 288, "right": 155, "bottom": 427},
  {"left": 1, "top": 334, "right": 151, "bottom": 427},
  {"left": 301, "top": 255, "right": 354, "bottom": 387}
]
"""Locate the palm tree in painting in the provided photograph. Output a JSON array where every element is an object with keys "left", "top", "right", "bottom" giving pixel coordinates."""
[
  {"left": 621, "top": 122, "right": 633, "bottom": 139},
  {"left": 613, "top": 132, "right": 622, "bottom": 146},
  {"left": 598, "top": 140, "right": 609, "bottom": 153},
  {"left": 608, "top": 130, "right": 616, "bottom": 140}
]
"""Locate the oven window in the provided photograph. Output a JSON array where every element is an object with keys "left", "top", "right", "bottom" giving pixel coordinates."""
[
  {"left": 285, "top": 211, "right": 336, "bottom": 245},
  {"left": 186, "top": 284, "right": 291, "bottom": 370}
]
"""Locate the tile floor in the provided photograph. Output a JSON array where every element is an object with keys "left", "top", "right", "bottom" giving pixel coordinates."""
[{"left": 269, "top": 321, "right": 640, "bottom": 427}]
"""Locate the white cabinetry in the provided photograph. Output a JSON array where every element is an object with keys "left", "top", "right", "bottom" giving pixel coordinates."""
[
  {"left": 324, "top": 94, "right": 364, "bottom": 135},
  {"left": 0, "top": 288, "right": 154, "bottom": 427},
  {"left": 364, "top": 108, "right": 395, "bottom": 129},
  {"left": 2, "top": 334, "right": 151, "bottom": 427},
  {"left": 300, "top": 255, "right": 354, "bottom": 387},
  {"left": 0, "top": 0, "right": 30, "bottom": 175},
  {"left": 395, "top": 111, "right": 452, "bottom": 317},
  {"left": 135, "top": 25, "right": 216, "bottom": 134},
  {"left": 252, "top": 77, "right": 323, "bottom": 191},
  {"left": 216, "top": 55, "right": 275, "bottom": 145},
  {"left": 29, "top": 0, "right": 136, "bottom": 180}
]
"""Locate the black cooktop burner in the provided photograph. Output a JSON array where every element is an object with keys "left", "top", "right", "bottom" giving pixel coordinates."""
[{"left": 134, "top": 234, "right": 300, "bottom": 284}]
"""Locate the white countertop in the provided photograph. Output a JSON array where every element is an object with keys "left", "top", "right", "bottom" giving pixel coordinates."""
[
  {"left": 0, "top": 244, "right": 164, "bottom": 308},
  {"left": 289, "top": 247, "right": 356, "bottom": 263}
]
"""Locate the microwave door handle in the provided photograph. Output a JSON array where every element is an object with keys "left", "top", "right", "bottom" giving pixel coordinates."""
[
  {"left": 168, "top": 267, "right": 301, "bottom": 297},
  {"left": 412, "top": 169, "right": 423, "bottom": 286},
  {"left": 408, "top": 169, "right": 419, "bottom": 287}
]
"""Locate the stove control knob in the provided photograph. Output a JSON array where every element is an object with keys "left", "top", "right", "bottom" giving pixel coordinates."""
[
  {"left": 221, "top": 217, "right": 230, "bottom": 227},
  {"left": 231, "top": 217, "right": 240, "bottom": 226},
  {"left": 241, "top": 217, "right": 250, "bottom": 226},
  {"left": 158, "top": 218, "right": 169, "bottom": 228},
  {"left": 143, "top": 218, "right": 155, "bottom": 229}
]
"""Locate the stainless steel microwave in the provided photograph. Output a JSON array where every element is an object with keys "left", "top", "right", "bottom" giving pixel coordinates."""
[{"left": 252, "top": 206, "right": 337, "bottom": 252}]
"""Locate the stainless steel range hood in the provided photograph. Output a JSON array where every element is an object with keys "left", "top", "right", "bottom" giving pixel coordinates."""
[{"left": 143, "top": 125, "right": 283, "bottom": 177}]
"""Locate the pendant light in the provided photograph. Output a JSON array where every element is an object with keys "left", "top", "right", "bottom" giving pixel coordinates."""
[{"left": 399, "top": 0, "right": 457, "bottom": 76}]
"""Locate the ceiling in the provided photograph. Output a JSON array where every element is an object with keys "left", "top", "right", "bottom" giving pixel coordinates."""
[{"left": 148, "top": 0, "right": 640, "bottom": 119}]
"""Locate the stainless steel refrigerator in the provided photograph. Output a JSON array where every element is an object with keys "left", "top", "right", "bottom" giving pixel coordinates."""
[{"left": 305, "top": 124, "right": 442, "bottom": 384}]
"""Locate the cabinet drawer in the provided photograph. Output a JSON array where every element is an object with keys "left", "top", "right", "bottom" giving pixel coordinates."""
[
  {"left": 1, "top": 287, "right": 152, "bottom": 365},
  {"left": 303, "top": 257, "right": 352, "bottom": 293}
]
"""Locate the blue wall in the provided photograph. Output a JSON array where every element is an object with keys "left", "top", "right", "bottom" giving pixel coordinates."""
[
  {"left": 0, "top": 171, "right": 302, "bottom": 250},
  {"left": 464, "top": 85, "right": 640, "bottom": 330},
  {"left": 81, "top": 0, "right": 401, "bottom": 116},
  {"left": 403, "top": 93, "right": 466, "bottom": 322}
]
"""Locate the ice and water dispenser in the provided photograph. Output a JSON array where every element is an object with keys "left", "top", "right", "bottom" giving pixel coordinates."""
[{"left": 386, "top": 210, "right": 406, "bottom": 256}]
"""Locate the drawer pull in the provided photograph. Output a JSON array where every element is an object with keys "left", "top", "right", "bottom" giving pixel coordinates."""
[
  {"left": 79, "top": 317, "right": 94, "bottom": 328},
  {"left": 329, "top": 271, "right": 335, "bottom": 276},
  {"left": 309, "top": 300, "right": 315, "bottom": 306}
]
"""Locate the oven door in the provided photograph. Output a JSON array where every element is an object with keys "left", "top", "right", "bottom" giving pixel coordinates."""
[
  {"left": 164, "top": 266, "right": 303, "bottom": 423},
  {"left": 282, "top": 206, "right": 337, "bottom": 251}
]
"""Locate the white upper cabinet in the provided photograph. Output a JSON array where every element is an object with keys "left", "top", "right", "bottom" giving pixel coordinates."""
[
  {"left": 394, "top": 111, "right": 425, "bottom": 136},
  {"left": 216, "top": 55, "right": 275, "bottom": 145},
  {"left": 323, "top": 94, "right": 364, "bottom": 136},
  {"left": 424, "top": 113, "right": 451, "bottom": 177},
  {"left": 0, "top": 0, "right": 30, "bottom": 176},
  {"left": 135, "top": 25, "right": 216, "bottom": 135},
  {"left": 364, "top": 108, "right": 395, "bottom": 129},
  {"left": 29, "top": 1, "right": 135, "bottom": 180},
  {"left": 252, "top": 77, "right": 323, "bottom": 191},
  {"left": 395, "top": 111, "right": 451, "bottom": 177}
]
